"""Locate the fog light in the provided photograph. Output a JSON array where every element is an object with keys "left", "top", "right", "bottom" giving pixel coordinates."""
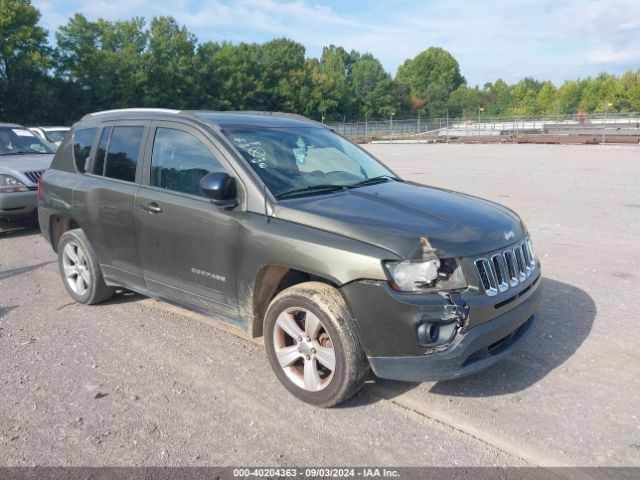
[
  {"left": 417, "top": 320, "right": 458, "bottom": 347},
  {"left": 417, "top": 323, "right": 439, "bottom": 345}
]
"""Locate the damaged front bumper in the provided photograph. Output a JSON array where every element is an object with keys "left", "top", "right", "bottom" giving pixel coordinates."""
[{"left": 340, "top": 273, "right": 542, "bottom": 382}]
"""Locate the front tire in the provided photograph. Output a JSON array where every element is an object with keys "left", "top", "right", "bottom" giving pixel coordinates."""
[
  {"left": 57, "top": 229, "right": 115, "bottom": 305},
  {"left": 264, "top": 282, "right": 368, "bottom": 407}
]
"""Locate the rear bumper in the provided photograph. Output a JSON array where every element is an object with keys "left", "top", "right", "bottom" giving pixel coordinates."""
[{"left": 0, "top": 191, "right": 37, "bottom": 217}]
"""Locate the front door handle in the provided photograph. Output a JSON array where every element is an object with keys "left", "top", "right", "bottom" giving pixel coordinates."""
[{"left": 140, "top": 202, "right": 163, "bottom": 214}]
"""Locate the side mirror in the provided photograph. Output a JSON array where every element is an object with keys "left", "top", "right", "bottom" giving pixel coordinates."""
[{"left": 199, "top": 172, "right": 238, "bottom": 207}]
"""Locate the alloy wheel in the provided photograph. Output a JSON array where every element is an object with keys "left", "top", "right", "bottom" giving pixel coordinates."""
[
  {"left": 272, "top": 307, "right": 336, "bottom": 392},
  {"left": 62, "top": 241, "right": 90, "bottom": 296}
]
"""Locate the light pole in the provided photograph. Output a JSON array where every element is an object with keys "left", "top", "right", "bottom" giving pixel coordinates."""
[
  {"left": 602, "top": 102, "right": 612, "bottom": 144},
  {"left": 364, "top": 112, "right": 368, "bottom": 143},
  {"left": 390, "top": 112, "right": 395, "bottom": 143},
  {"left": 321, "top": 115, "right": 325, "bottom": 125},
  {"left": 446, "top": 108, "right": 449, "bottom": 144},
  {"left": 478, "top": 107, "right": 484, "bottom": 134}
]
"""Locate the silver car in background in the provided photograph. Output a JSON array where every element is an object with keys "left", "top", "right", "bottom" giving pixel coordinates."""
[
  {"left": 28, "top": 126, "right": 70, "bottom": 150},
  {"left": 0, "top": 124, "right": 55, "bottom": 219}
]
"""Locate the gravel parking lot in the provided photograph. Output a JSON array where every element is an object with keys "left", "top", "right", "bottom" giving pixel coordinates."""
[{"left": 1, "top": 144, "right": 638, "bottom": 468}]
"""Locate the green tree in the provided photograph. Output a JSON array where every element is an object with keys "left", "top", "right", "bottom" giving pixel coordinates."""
[
  {"left": 55, "top": 14, "right": 148, "bottom": 113},
  {"left": 579, "top": 73, "right": 619, "bottom": 113},
  {"left": 0, "top": 0, "right": 52, "bottom": 122},
  {"left": 194, "top": 41, "right": 222, "bottom": 109},
  {"left": 509, "top": 77, "right": 542, "bottom": 116},
  {"left": 319, "top": 45, "right": 360, "bottom": 119},
  {"left": 615, "top": 70, "right": 640, "bottom": 112},
  {"left": 447, "top": 85, "right": 483, "bottom": 117},
  {"left": 536, "top": 81, "right": 558, "bottom": 115},
  {"left": 482, "top": 79, "right": 511, "bottom": 116},
  {"left": 141, "top": 16, "right": 198, "bottom": 108},
  {"left": 396, "top": 47, "right": 465, "bottom": 117},
  {"left": 284, "top": 58, "right": 341, "bottom": 119},
  {"left": 259, "top": 38, "right": 306, "bottom": 111},
  {"left": 204, "top": 42, "right": 262, "bottom": 110},
  {"left": 556, "top": 79, "right": 586, "bottom": 114},
  {"left": 351, "top": 53, "right": 395, "bottom": 118}
]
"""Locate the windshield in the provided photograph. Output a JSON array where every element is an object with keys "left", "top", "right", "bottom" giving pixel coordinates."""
[
  {"left": 43, "top": 130, "right": 68, "bottom": 144},
  {"left": 0, "top": 127, "right": 55, "bottom": 155},
  {"left": 223, "top": 127, "right": 398, "bottom": 198}
]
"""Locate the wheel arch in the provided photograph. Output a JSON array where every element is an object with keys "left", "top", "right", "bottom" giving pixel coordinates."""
[
  {"left": 49, "top": 214, "right": 81, "bottom": 252},
  {"left": 249, "top": 265, "right": 340, "bottom": 339}
]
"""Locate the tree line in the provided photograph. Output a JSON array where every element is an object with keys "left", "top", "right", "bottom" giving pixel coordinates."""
[{"left": 1, "top": 0, "right": 639, "bottom": 126}]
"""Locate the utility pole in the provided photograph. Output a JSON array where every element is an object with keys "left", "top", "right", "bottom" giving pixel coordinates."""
[
  {"left": 364, "top": 112, "right": 368, "bottom": 143},
  {"left": 390, "top": 112, "right": 395, "bottom": 143},
  {"left": 446, "top": 108, "right": 449, "bottom": 144},
  {"left": 602, "top": 101, "right": 612, "bottom": 144}
]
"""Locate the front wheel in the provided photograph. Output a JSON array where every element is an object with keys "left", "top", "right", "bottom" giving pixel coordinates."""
[{"left": 264, "top": 282, "right": 368, "bottom": 407}]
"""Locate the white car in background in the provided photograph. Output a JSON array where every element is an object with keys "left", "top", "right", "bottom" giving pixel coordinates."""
[{"left": 28, "top": 126, "right": 70, "bottom": 150}]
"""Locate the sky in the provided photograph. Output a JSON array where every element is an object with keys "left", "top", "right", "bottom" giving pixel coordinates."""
[{"left": 32, "top": 0, "right": 640, "bottom": 86}]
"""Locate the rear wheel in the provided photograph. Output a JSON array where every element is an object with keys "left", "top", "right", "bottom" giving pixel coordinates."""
[
  {"left": 58, "top": 229, "right": 115, "bottom": 305},
  {"left": 264, "top": 282, "right": 368, "bottom": 407}
]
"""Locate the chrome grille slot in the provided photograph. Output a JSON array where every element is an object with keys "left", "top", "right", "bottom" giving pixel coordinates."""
[
  {"left": 491, "top": 254, "right": 509, "bottom": 292},
  {"left": 474, "top": 238, "right": 538, "bottom": 296},
  {"left": 475, "top": 259, "right": 497, "bottom": 296},
  {"left": 523, "top": 240, "right": 536, "bottom": 267},
  {"left": 514, "top": 246, "right": 528, "bottom": 280},
  {"left": 24, "top": 170, "right": 44, "bottom": 184},
  {"left": 521, "top": 244, "right": 533, "bottom": 277},
  {"left": 503, "top": 251, "right": 519, "bottom": 287}
]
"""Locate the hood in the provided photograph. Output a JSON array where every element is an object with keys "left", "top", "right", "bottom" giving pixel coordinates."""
[
  {"left": 0, "top": 154, "right": 54, "bottom": 185},
  {"left": 274, "top": 180, "right": 526, "bottom": 258}
]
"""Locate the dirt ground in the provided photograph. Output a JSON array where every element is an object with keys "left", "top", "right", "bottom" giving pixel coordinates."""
[{"left": 1, "top": 143, "right": 638, "bottom": 468}]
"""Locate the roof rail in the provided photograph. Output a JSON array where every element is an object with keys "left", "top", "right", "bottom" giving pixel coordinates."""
[
  {"left": 202, "top": 110, "right": 311, "bottom": 121},
  {"left": 89, "top": 108, "right": 181, "bottom": 116}
]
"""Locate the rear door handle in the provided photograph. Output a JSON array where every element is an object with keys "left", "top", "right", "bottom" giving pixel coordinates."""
[{"left": 140, "top": 202, "right": 163, "bottom": 214}]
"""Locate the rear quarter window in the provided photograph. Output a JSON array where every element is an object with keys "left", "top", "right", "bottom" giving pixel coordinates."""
[
  {"left": 72, "top": 128, "right": 97, "bottom": 173},
  {"left": 92, "top": 126, "right": 144, "bottom": 182}
]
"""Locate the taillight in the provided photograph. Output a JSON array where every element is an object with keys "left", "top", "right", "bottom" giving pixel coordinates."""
[{"left": 37, "top": 177, "right": 41, "bottom": 204}]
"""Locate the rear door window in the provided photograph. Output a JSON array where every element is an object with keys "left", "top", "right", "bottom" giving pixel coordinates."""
[
  {"left": 103, "top": 126, "right": 144, "bottom": 182},
  {"left": 92, "top": 127, "right": 112, "bottom": 176},
  {"left": 72, "top": 128, "right": 97, "bottom": 173}
]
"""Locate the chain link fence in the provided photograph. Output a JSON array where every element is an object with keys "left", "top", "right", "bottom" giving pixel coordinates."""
[{"left": 326, "top": 112, "right": 640, "bottom": 144}]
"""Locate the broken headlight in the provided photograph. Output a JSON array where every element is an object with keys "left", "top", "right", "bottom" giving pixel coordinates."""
[
  {"left": 384, "top": 258, "right": 467, "bottom": 293},
  {"left": 0, "top": 174, "right": 29, "bottom": 193}
]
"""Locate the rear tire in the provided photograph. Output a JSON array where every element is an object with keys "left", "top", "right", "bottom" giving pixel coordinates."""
[
  {"left": 264, "top": 282, "right": 368, "bottom": 407},
  {"left": 57, "top": 229, "right": 115, "bottom": 305}
]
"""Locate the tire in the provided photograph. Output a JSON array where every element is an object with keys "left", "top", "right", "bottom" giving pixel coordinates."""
[
  {"left": 264, "top": 281, "right": 368, "bottom": 407},
  {"left": 57, "top": 229, "right": 115, "bottom": 305}
]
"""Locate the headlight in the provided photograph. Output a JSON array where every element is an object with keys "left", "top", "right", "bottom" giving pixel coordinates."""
[
  {"left": 0, "top": 174, "right": 28, "bottom": 193},
  {"left": 384, "top": 257, "right": 467, "bottom": 293}
]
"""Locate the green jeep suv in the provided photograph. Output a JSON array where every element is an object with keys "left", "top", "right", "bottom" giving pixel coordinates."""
[{"left": 38, "top": 109, "right": 542, "bottom": 407}]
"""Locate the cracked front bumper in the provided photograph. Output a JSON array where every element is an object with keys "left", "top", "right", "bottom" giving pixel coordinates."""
[{"left": 340, "top": 274, "right": 542, "bottom": 382}]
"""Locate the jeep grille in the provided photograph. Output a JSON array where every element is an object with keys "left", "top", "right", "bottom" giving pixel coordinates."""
[{"left": 474, "top": 239, "right": 537, "bottom": 296}]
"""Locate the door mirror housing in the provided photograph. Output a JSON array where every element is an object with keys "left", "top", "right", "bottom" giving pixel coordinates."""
[{"left": 199, "top": 172, "right": 238, "bottom": 207}]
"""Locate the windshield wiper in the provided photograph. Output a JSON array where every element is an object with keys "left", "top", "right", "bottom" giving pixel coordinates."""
[
  {"left": 0, "top": 150, "right": 45, "bottom": 155},
  {"left": 348, "top": 175, "right": 400, "bottom": 189},
  {"left": 276, "top": 184, "right": 346, "bottom": 199}
]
